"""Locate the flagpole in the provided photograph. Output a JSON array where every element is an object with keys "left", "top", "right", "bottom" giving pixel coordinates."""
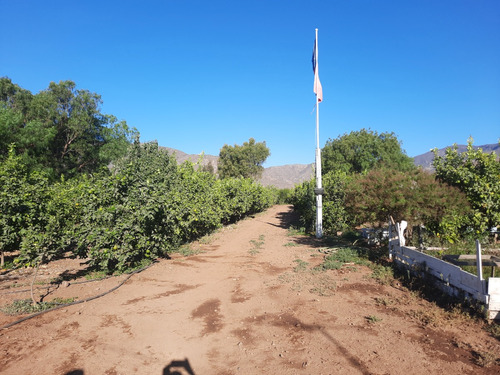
[{"left": 314, "top": 28, "right": 323, "bottom": 239}]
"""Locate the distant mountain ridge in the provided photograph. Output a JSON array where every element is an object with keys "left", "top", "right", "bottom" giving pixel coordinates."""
[
  {"left": 413, "top": 143, "right": 500, "bottom": 171},
  {"left": 161, "top": 143, "right": 499, "bottom": 189},
  {"left": 160, "top": 146, "right": 313, "bottom": 189}
]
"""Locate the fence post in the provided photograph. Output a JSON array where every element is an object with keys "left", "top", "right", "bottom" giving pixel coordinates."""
[
  {"left": 476, "top": 240, "right": 485, "bottom": 295},
  {"left": 397, "top": 220, "right": 407, "bottom": 247},
  {"left": 388, "top": 218, "right": 393, "bottom": 259}
]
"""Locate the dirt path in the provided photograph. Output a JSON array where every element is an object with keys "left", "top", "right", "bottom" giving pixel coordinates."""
[{"left": 1, "top": 205, "right": 499, "bottom": 374}]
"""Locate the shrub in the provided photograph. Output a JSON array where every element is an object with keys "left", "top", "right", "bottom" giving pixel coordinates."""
[
  {"left": 3, "top": 141, "right": 276, "bottom": 273},
  {"left": 433, "top": 139, "right": 500, "bottom": 234},
  {"left": 345, "top": 167, "right": 471, "bottom": 242}
]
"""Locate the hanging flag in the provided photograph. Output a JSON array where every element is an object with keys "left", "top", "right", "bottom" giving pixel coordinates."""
[{"left": 312, "top": 39, "right": 323, "bottom": 102}]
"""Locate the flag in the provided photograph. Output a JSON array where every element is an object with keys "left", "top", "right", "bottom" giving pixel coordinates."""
[{"left": 312, "top": 39, "right": 323, "bottom": 102}]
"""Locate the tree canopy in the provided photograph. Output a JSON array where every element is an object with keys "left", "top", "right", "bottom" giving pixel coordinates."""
[
  {"left": 0, "top": 77, "right": 138, "bottom": 179},
  {"left": 433, "top": 139, "right": 500, "bottom": 232},
  {"left": 321, "top": 129, "right": 415, "bottom": 175},
  {"left": 345, "top": 167, "right": 471, "bottom": 233},
  {"left": 218, "top": 138, "right": 270, "bottom": 179}
]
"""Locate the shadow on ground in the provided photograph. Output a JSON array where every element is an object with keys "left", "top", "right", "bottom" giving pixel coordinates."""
[{"left": 64, "top": 358, "right": 197, "bottom": 375}]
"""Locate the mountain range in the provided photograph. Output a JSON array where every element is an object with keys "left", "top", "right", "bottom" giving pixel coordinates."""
[
  {"left": 162, "top": 143, "right": 499, "bottom": 189},
  {"left": 412, "top": 143, "right": 499, "bottom": 171}
]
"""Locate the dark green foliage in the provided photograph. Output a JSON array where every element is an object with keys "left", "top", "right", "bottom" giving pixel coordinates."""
[
  {"left": 322, "top": 171, "right": 351, "bottom": 235},
  {"left": 292, "top": 149, "right": 471, "bottom": 242},
  {"left": 0, "top": 77, "right": 138, "bottom": 180},
  {"left": 0, "top": 146, "right": 54, "bottom": 263},
  {"left": 218, "top": 137, "right": 270, "bottom": 179},
  {"left": 322, "top": 128, "right": 414, "bottom": 175},
  {"left": 0, "top": 78, "right": 33, "bottom": 125},
  {"left": 0, "top": 78, "right": 278, "bottom": 272},
  {"left": 275, "top": 188, "right": 292, "bottom": 204},
  {"left": 345, "top": 167, "right": 471, "bottom": 239},
  {"left": 433, "top": 139, "right": 500, "bottom": 234},
  {"left": 289, "top": 178, "right": 316, "bottom": 233},
  {"left": 1, "top": 142, "right": 276, "bottom": 272},
  {"left": 290, "top": 171, "right": 350, "bottom": 235},
  {"left": 216, "top": 176, "right": 275, "bottom": 224}
]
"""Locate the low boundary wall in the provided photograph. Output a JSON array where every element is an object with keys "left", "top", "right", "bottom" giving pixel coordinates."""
[{"left": 389, "top": 221, "right": 500, "bottom": 320}]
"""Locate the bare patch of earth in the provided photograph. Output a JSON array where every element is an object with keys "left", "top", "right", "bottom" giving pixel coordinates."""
[{"left": 0, "top": 205, "right": 499, "bottom": 374}]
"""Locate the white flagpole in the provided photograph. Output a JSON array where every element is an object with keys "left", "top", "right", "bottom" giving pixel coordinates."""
[{"left": 314, "top": 28, "right": 323, "bottom": 239}]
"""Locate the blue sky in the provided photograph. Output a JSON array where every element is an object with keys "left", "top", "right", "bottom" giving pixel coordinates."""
[{"left": 1, "top": 0, "right": 499, "bottom": 167}]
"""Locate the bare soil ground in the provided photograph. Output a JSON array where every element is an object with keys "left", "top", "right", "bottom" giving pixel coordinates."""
[{"left": 1, "top": 205, "right": 499, "bottom": 375}]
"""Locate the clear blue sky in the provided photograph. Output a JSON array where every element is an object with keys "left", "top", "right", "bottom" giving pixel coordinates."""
[{"left": 1, "top": 0, "right": 499, "bottom": 167}]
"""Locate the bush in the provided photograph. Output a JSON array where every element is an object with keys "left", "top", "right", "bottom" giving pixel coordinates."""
[
  {"left": 2, "top": 142, "right": 277, "bottom": 272},
  {"left": 290, "top": 179, "right": 316, "bottom": 233},
  {"left": 433, "top": 139, "right": 500, "bottom": 234},
  {"left": 290, "top": 171, "right": 350, "bottom": 235},
  {"left": 322, "top": 171, "right": 351, "bottom": 235},
  {"left": 0, "top": 146, "right": 52, "bottom": 264},
  {"left": 345, "top": 167, "right": 471, "bottom": 242}
]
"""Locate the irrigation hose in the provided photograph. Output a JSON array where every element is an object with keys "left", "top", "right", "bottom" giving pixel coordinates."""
[
  {"left": 0, "top": 274, "right": 114, "bottom": 295},
  {"left": 0, "top": 263, "right": 153, "bottom": 330}
]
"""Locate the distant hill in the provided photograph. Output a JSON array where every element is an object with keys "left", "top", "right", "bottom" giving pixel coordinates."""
[
  {"left": 161, "top": 146, "right": 313, "bottom": 189},
  {"left": 413, "top": 143, "right": 500, "bottom": 171},
  {"left": 258, "top": 164, "right": 314, "bottom": 189},
  {"left": 161, "top": 146, "right": 219, "bottom": 173},
  {"left": 161, "top": 142, "right": 499, "bottom": 189}
]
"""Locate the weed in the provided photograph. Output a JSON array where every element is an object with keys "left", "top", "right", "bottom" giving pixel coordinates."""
[
  {"left": 278, "top": 272, "right": 294, "bottom": 283},
  {"left": 485, "top": 322, "right": 500, "bottom": 340},
  {"left": 249, "top": 239, "right": 264, "bottom": 250},
  {"left": 287, "top": 226, "right": 306, "bottom": 236},
  {"left": 309, "top": 266, "right": 324, "bottom": 275},
  {"left": 249, "top": 235, "right": 265, "bottom": 255},
  {"left": 374, "top": 297, "right": 395, "bottom": 306},
  {"left": 283, "top": 242, "right": 299, "bottom": 247},
  {"left": 199, "top": 233, "right": 216, "bottom": 244},
  {"left": 293, "top": 259, "right": 309, "bottom": 272},
  {"left": 409, "top": 309, "right": 441, "bottom": 327},
  {"left": 309, "top": 274, "right": 336, "bottom": 296},
  {"left": 321, "top": 247, "right": 370, "bottom": 270},
  {"left": 321, "top": 259, "right": 343, "bottom": 270},
  {"left": 472, "top": 350, "right": 499, "bottom": 367},
  {"left": 124, "top": 258, "right": 153, "bottom": 273},
  {"left": 85, "top": 270, "right": 108, "bottom": 280},
  {"left": 370, "top": 264, "right": 394, "bottom": 285},
  {"left": 366, "top": 315, "right": 382, "bottom": 323},
  {"left": 176, "top": 244, "right": 202, "bottom": 257},
  {"left": 1, "top": 297, "right": 76, "bottom": 315}
]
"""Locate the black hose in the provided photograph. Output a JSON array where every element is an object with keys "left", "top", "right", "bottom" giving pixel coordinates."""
[
  {"left": 1, "top": 263, "right": 153, "bottom": 330},
  {"left": 0, "top": 274, "right": 113, "bottom": 295}
]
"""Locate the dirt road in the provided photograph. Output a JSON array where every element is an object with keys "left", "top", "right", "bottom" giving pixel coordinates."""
[{"left": 1, "top": 205, "right": 499, "bottom": 374}]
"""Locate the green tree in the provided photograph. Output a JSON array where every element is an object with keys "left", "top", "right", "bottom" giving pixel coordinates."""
[
  {"left": 345, "top": 167, "right": 470, "bottom": 232},
  {"left": 322, "top": 129, "right": 414, "bottom": 175},
  {"left": 0, "top": 145, "right": 51, "bottom": 263},
  {"left": 0, "top": 77, "right": 33, "bottom": 122},
  {"left": 0, "top": 78, "right": 34, "bottom": 156},
  {"left": 27, "top": 80, "right": 138, "bottom": 177},
  {"left": 218, "top": 138, "right": 270, "bottom": 179},
  {"left": 433, "top": 139, "right": 500, "bottom": 233},
  {"left": 0, "top": 78, "right": 138, "bottom": 179}
]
